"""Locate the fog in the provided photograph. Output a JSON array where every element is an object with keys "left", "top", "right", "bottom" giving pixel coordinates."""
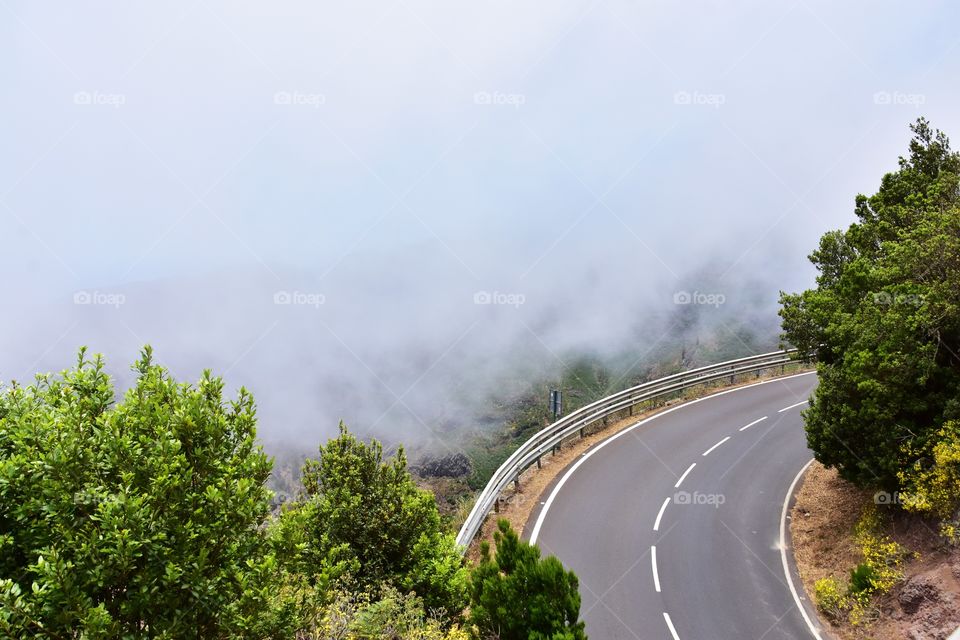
[{"left": 3, "top": 1, "right": 959, "bottom": 453}]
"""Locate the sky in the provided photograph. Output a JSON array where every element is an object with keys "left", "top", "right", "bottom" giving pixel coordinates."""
[{"left": 2, "top": 1, "right": 959, "bottom": 451}]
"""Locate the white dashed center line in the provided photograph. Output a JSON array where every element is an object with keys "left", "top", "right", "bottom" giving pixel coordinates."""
[
  {"left": 674, "top": 462, "right": 696, "bottom": 488},
  {"left": 651, "top": 546, "right": 661, "bottom": 592},
  {"left": 653, "top": 497, "right": 670, "bottom": 531},
  {"left": 702, "top": 436, "right": 730, "bottom": 457},
  {"left": 663, "top": 612, "right": 681, "bottom": 640},
  {"left": 739, "top": 416, "right": 768, "bottom": 431},
  {"left": 778, "top": 400, "right": 808, "bottom": 412}
]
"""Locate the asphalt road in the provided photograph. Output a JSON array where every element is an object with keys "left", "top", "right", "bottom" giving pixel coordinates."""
[{"left": 524, "top": 372, "right": 824, "bottom": 640}]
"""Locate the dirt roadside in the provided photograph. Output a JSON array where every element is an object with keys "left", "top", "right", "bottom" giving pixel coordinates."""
[{"left": 791, "top": 462, "right": 960, "bottom": 640}]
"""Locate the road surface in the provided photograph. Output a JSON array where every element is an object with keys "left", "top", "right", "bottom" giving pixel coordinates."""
[{"left": 525, "top": 372, "right": 824, "bottom": 640}]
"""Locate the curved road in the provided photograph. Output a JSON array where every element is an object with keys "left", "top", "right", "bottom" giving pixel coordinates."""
[{"left": 524, "top": 372, "right": 824, "bottom": 640}]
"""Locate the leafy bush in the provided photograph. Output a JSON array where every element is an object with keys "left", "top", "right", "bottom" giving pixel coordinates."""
[
  {"left": 0, "top": 352, "right": 590, "bottom": 639},
  {"left": 848, "top": 563, "right": 876, "bottom": 594},
  {"left": 278, "top": 424, "right": 469, "bottom": 618},
  {"left": 899, "top": 421, "right": 960, "bottom": 533},
  {"left": 812, "top": 505, "right": 907, "bottom": 627},
  {"left": 0, "top": 348, "right": 283, "bottom": 638},
  {"left": 308, "top": 588, "right": 469, "bottom": 640},
  {"left": 814, "top": 576, "right": 849, "bottom": 620},
  {"left": 469, "top": 520, "right": 586, "bottom": 640},
  {"left": 853, "top": 505, "right": 905, "bottom": 594}
]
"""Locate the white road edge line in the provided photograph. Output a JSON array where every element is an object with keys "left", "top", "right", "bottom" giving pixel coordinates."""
[
  {"left": 702, "top": 436, "right": 730, "bottom": 457},
  {"left": 780, "top": 458, "right": 824, "bottom": 640},
  {"left": 663, "top": 612, "right": 680, "bottom": 640},
  {"left": 739, "top": 416, "right": 768, "bottom": 431},
  {"left": 651, "top": 545, "right": 661, "bottom": 592},
  {"left": 653, "top": 497, "right": 670, "bottom": 531},
  {"left": 528, "top": 370, "right": 817, "bottom": 543},
  {"left": 674, "top": 462, "right": 696, "bottom": 488},
  {"left": 778, "top": 400, "right": 808, "bottom": 413}
]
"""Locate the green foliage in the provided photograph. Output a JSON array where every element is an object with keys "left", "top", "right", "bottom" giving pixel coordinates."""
[
  {"left": 469, "top": 520, "right": 586, "bottom": 640},
  {"left": 899, "top": 421, "right": 960, "bottom": 527},
  {"left": 853, "top": 505, "right": 906, "bottom": 594},
  {"left": 1, "top": 352, "right": 603, "bottom": 639},
  {"left": 813, "top": 576, "right": 848, "bottom": 620},
  {"left": 281, "top": 423, "right": 469, "bottom": 617},
  {"left": 848, "top": 563, "right": 875, "bottom": 594},
  {"left": 780, "top": 118, "right": 960, "bottom": 489},
  {"left": 305, "top": 587, "right": 469, "bottom": 640},
  {"left": 813, "top": 505, "right": 906, "bottom": 627},
  {"left": 0, "top": 347, "right": 283, "bottom": 639}
]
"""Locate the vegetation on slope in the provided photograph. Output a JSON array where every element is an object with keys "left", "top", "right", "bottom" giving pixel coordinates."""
[
  {"left": 781, "top": 118, "right": 960, "bottom": 625},
  {"left": 0, "top": 350, "right": 586, "bottom": 639}
]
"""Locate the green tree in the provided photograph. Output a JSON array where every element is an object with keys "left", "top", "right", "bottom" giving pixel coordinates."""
[
  {"left": 0, "top": 348, "right": 285, "bottom": 638},
  {"left": 278, "top": 424, "right": 469, "bottom": 617},
  {"left": 469, "top": 520, "right": 586, "bottom": 640},
  {"left": 780, "top": 118, "right": 960, "bottom": 489}
]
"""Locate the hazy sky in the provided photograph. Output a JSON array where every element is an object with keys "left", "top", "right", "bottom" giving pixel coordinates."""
[{"left": 3, "top": 1, "right": 959, "bottom": 450}]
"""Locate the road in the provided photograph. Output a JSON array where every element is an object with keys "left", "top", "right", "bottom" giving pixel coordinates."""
[{"left": 524, "top": 372, "right": 824, "bottom": 640}]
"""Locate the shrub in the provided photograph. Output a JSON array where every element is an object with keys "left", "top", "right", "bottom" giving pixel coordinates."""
[
  {"left": 814, "top": 577, "right": 849, "bottom": 620},
  {"left": 853, "top": 505, "right": 905, "bottom": 594},
  {"left": 469, "top": 520, "right": 586, "bottom": 640},
  {"left": 0, "top": 348, "right": 282, "bottom": 638},
  {"left": 849, "top": 563, "right": 876, "bottom": 594},
  {"left": 296, "top": 588, "right": 469, "bottom": 640},
  {"left": 899, "top": 421, "right": 960, "bottom": 528},
  {"left": 813, "top": 505, "right": 907, "bottom": 628},
  {"left": 278, "top": 424, "right": 469, "bottom": 618}
]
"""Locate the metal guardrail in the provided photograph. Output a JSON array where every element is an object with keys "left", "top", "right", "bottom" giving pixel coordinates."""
[{"left": 456, "top": 348, "right": 808, "bottom": 549}]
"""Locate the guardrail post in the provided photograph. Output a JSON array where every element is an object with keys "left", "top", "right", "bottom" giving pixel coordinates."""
[
  {"left": 579, "top": 427, "right": 584, "bottom": 438},
  {"left": 536, "top": 456, "right": 541, "bottom": 469},
  {"left": 494, "top": 498, "right": 500, "bottom": 514},
  {"left": 513, "top": 476, "right": 520, "bottom": 490}
]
